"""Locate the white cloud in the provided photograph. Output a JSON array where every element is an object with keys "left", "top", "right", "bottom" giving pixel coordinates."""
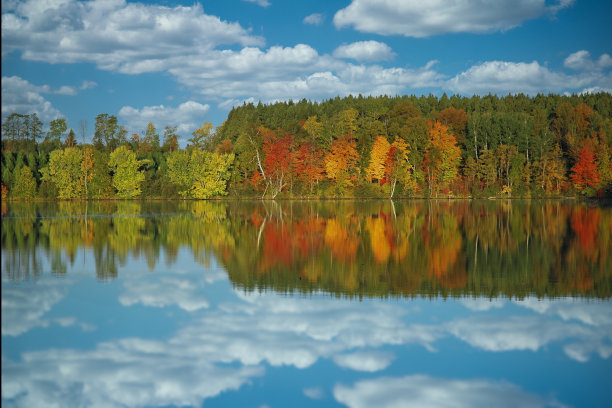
[
  {"left": 332, "top": 351, "right": 395, "bottom": 372},
  {"left": 118, "top": 101, "right": 210, "bottom": 135},
  {"left": 446, "top": 310, "right": 612, "bottom": 363},
  {"left": 333, "top": 0, "right": 574, "bottom": 37},
  {"left": 1, "top": 76, "right": 62, "bottom": 123},
  {"left": 2, "top": 339, "right": 264, "bottom": 408},
  {"left": 1, "top": 0, "right": 263, "bottom": 72},
  {"left": 333, "top": 41, "right": 395, "bottom": 62},
  {"left": 242, "top": 0, "right": 271, "bottom": 7},
  {"left": 303, "top": 13, "right": 324, "bottom": 26},
  {"left": 119, "top": 275, "right": 210, "bottom": 312},
  {"left": 303, "top": 387, "right": 324, "bottom": 400},
  {"left": 1, "top": 275, "right": 95, "bottom": 336},
  {"left": 54, "top": 85, "right": 77, "bottom": 95},
  {"left": 446, "top": 60, "right": 612, "bottom": 95},
  {"left": 79, "top": 80, "right": 97, "bottom": 90},
  {"left": 168, "top": 44, "right": 441, "bottom": 105},
  {"left": 333, "top": 375, "right": 561, "bottom": 408},
  {"left": 564, "top": 50, "right": 612, "bottom": 71}
]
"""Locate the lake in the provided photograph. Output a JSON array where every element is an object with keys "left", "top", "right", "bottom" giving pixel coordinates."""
[{"left": 2, "top": 200, "right": 611, "bottom": 407}]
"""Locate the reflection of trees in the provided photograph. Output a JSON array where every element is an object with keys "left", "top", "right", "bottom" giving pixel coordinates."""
[{"left": 2, "top": 200, "right": 610, "bottom": 298}]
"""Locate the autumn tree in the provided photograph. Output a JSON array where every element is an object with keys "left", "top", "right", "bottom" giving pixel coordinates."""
[
  {"left": 423, "top": 121, "right": 461, "bottom": 197},
  {"left": 82, "top": 147, "right": 95, "bottom": 198},
  {"left": 166, "top": 150, "right": 234, "bottom": 198},
  {"left": 189, "top": 151, "right": 235, "bottom": 198},
  {"left": 144, "top": 122, "right": 160, "bottom": 151},
  {"left": 383, "top": 138, "right": 416, "bottom": 197},
  {"left": 162, "top": 126, "right": 179, "bottom": 153},
  {"left": 293, "top": 142, "right": 325, "bottom": 193},
  {"left": 108, "top": 146, "right": 148, "bottom": 198},
  {"left": 437, "top": 107, "right": 468, "bottom": 144},
  {"left": 365, "top": 136, "right": 391, "bottom": 183},
  {"left": 324, "top": 137, "right": 360, "bottom": 183},
  {"left": 40, "top": 147, "right": 83, "bottom": 198},
  {"left": 189, "top": 122, "right": 214, "bottom": 151},
  {"left": 262, "top": 133, "right": 293, "bottom": 198},
  {"left": 571, "top": 142, "right": 601, "bottom": 195},
  {"left": 11, "top": 165, "right": 37, "bottom": 199},
  {"left": 533, "top": 144, "right": 567, "bottom": 194},
  {"left": 302, "top": 115, "right": 325, "bottom": 146}
]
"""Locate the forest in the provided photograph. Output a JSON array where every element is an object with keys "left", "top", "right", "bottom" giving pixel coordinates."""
[{"left": 2, "top": 92, "right": 611, "bottom": 200}]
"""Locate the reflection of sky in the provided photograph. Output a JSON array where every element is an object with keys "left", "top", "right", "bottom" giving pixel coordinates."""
[{"left": 2, "top": 248, "right": 611, "bottom": 407}]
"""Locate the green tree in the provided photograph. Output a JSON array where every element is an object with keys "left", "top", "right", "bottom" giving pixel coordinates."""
[
  {"left": 162, "top": 126, "right": 179, "bottom": 152},
  {"left": 46, "top": 118, "right": 67, "bottom": 144},
  {"left": 40, "top": 147, "right": 84, "bottom": 199},
  {"left": 189, "top": 122, "right": 214, "bottom": 151},
  {"left": 189, "top": 151, "right": 234, "bottom": 198},
  {"left": 108, "top": 146, "right": 148, "bottom": 198},
  {"left": 12, "top": 165, "right": 37, "bottom": 199}
]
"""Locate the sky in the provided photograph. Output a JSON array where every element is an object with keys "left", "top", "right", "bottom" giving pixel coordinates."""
[{"left": 2, "top": 0, "right": 611, "bottom": 145}]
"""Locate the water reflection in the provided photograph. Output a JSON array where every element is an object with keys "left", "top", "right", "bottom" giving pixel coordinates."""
[
  {"left": 3, "top": 200, "right": 611, "bottom": 298},
  {"left": 2, "top": 201, "right": 612, "bottom": 407}
]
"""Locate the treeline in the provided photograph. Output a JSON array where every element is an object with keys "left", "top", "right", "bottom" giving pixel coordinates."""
[{"left": 2, "top": 92, "right": 612, "bottom": 200}]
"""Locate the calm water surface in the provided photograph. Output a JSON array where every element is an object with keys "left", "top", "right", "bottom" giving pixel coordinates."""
[{"left": 2, "top": 200, "right": 611, "bottom": 407}]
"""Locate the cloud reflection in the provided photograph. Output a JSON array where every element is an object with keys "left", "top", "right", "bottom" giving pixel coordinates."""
[{"left": 334, "top": 375, "right": 562, "bottom": 408}]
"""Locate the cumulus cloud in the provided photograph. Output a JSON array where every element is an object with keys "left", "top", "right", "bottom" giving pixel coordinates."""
[
  {"left": 242, "top": 0, "right": 270, "bottom": 7},
  {"left": 303, "top": 13, "right": 324, "bottom": 26},
  {"left": 333, "top": 41, "right": 395, "bottom": 62},
  {"left": 332, "top": 351, "right": 395, "bottom": 372},
  {"left": 333, "top": 375, "right": 561, "bottom": 408},
  {"left": 1, "top": 0, "right": 263, "bottom": 72},
  {"left": 446, "top": 60, "right": 612, "bottom": 95},
  {"left": 2, "top": 339, "right": 264, "bottom": 408},
  {"left": 303, "top": 387, "right": 324, "bottom": 399},
  {"left": 2, "top": 289, "right": 443, "bottom": 407},
  {"left": 79, "top": 80, "right": 97, "bottom": 90},
  {"left": 1, "top": 275, "right": 95, "bottom": 336},
  {"left": 118, "top": 101, "right": 210, "bottom": 135},
  {"left": 119, "top": 275, "right": 210, "bottom": 312},
  {"left": 564, "top": 50, "right": 612, "bottom": 72},
  {"left": 1, "top": 76, "right": 62, "bottom": 123},
  {"left": 333, "top": 0, "right": 574, "bottom": 37}
]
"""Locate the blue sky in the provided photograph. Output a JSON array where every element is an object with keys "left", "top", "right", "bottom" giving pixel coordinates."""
[{"left": 2, "top": 0, "right": 611, "bottom": 144}]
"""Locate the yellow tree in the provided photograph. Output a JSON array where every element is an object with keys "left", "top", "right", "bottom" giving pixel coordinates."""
[
  {"left": 108, "top": 146, "right": 149, "bottom": 198},
  {"left": 324, "top": 137, "right": 359, "bottom": 182},
  {"left": 384, "top": 138, "right": 416, "bottom": 197},
  {"left": 82, "top": 147, "right": 95, "bottom": 198},
  {"left": 365, "top": 135, "right": 390, "bottom": 183},
  {"left": 302, "top": 115, "right": 324, "bottom": 146},
  {"left": 423, "top": 121, "right": 461, "bottom": 196}
]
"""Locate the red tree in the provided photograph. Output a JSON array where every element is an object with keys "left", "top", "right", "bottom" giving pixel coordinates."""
[{"left": 571, "top": 143, "right": 600, "bottom": 192}]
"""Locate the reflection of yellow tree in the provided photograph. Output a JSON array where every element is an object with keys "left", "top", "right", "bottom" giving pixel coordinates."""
[
  {"left": 324, "top": 218, "right": 358, "bottom": 262},
  {"left": 423, "top": 207, "right": 466, "bottom": 289},
  {"left": 366, "top": 217, "right": 391, "bottom": 263}
]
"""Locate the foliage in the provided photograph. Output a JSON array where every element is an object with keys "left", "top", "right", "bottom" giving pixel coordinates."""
[
  {"left": 108, "top": 146, "right": 148, "bottom": 198},
  {"left": 40, "top": 147, "right": 84, "bottom": 199},
  {"left": 2, "top": 92, "right": 611, "bottom": 200}
]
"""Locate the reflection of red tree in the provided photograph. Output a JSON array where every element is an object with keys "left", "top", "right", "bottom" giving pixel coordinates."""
[
  {"left": 293, "top": 217, "right": 324, "bottom": 258},
  {"left": 250, "top": 210, "right": 264, "bottom": 229},
  {"left": 571, "top": 207, "right": 601, "bottom": 257},
  {"left": 260, "top": 223, "right": 292, "bottom": 271}
]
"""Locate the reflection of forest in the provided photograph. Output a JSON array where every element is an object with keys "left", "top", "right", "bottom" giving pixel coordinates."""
[{"left": 2, "top": 200, "right": 611, "bottom": 298}]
